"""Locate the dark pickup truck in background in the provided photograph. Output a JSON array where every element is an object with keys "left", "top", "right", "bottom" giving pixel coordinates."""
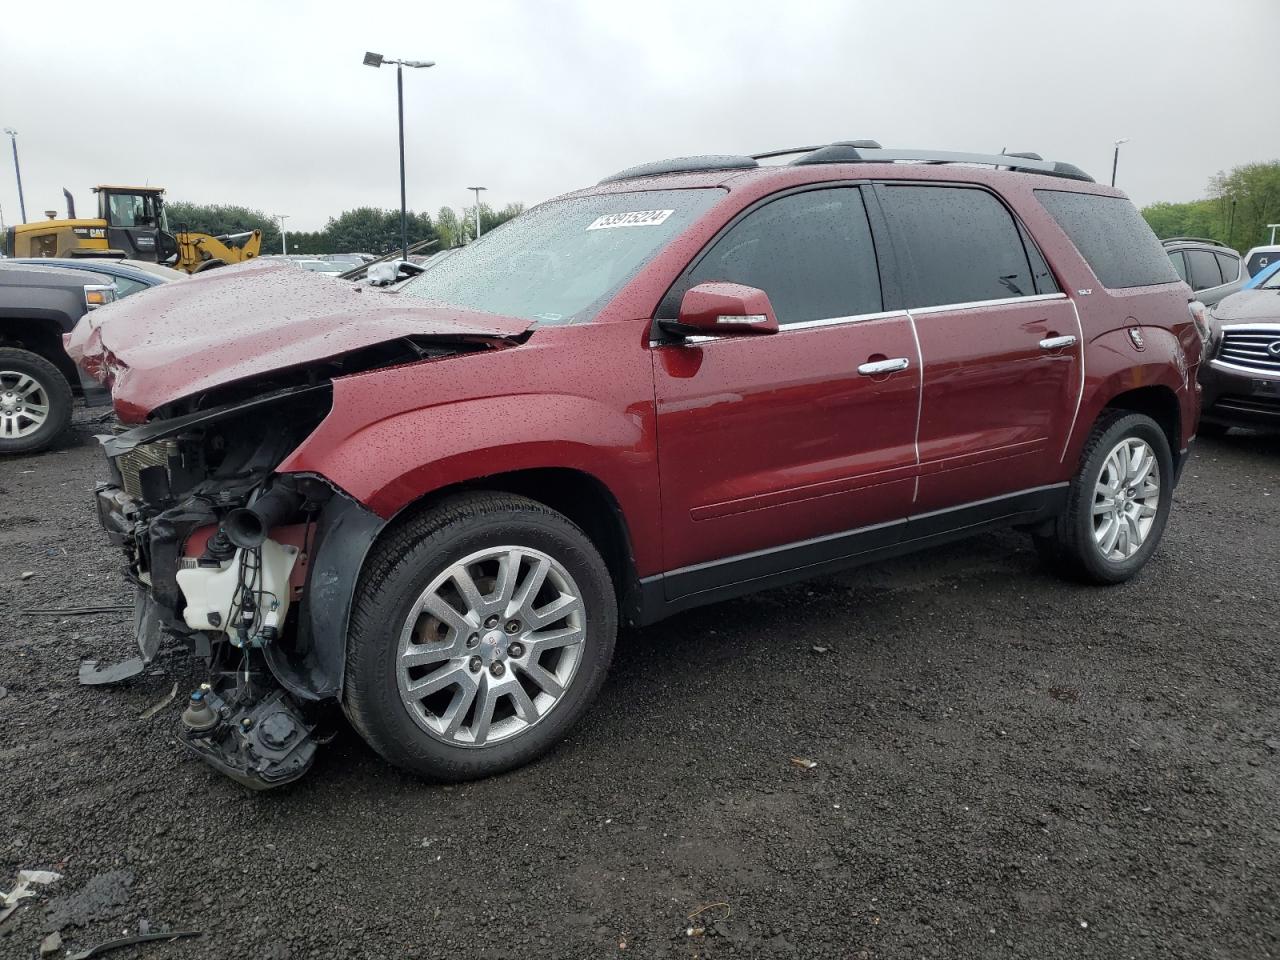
[{"left": 0, "top": 262, "right": 117, "bottom": 454}]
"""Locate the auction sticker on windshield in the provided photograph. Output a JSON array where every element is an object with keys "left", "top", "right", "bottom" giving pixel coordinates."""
[{"left": 586, "top": 209, "right": 675, "bottom": 230}]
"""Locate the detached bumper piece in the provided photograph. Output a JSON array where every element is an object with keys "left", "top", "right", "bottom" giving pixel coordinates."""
[{"left": 180, "top": 679, "right": 320, "bottom": 790}]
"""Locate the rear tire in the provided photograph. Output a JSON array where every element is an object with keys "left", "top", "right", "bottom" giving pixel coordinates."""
[
  {"left": 0, "top": 348, "right": 73, "bottom": 455},
  {"left": 1034, "top": 411, "right": 1173, "bottom": 584},
  {"left": 343, "top": 492, "right": 617, "bottom": 782}
]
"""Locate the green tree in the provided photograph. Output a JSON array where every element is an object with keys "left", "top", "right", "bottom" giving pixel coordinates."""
[
  {"left": 1209, "top": 162, "right": 1280, "bottom": 251},
  {"left": 1142, "top": 160, "right": 1280, "bottom": 251},
  {"left": 323, "top": 207, "right": 437, "bottom": 255},
  {"left": 436, "top": 205, "right": 463, "bottom": 249}
]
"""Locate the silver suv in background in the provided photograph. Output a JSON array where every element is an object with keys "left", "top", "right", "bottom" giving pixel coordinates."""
[{"left": 1163, "top": 237, "right": 1245, "bottom": 307}]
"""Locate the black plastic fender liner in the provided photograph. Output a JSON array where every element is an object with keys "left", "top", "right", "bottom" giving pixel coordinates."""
[{"left": 264, "top": 488, "right": 385, "bottom": 701}]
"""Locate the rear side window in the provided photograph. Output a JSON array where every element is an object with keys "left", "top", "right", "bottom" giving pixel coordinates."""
[
  {"left": 1167, "top": 250, "right": 1187, "bottom": 282},
  {"left": 1036, "top": 190, "right": 1179, "bottom": 289},
  {"left": 1186, "top": 249, "right": 1224, "bottom": 291},
  {"left": 670, "top": 187, "right": 882, "bottom": 324},
  {"left": 1216, "top": 253, "right": 1240, "bottom": 282},
  {"left": 879, "top": 185, "right": 1036, "bottom": 308}
]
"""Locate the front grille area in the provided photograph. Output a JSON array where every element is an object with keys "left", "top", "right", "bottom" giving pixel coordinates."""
[
  {"left": 117, "top": 439, "right": 180, "bottom": 499},
  {"left": 1217, "top": 327, "right": 1280, "bottom": 373}
]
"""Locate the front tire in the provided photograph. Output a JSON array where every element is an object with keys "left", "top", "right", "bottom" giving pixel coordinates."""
[
  {"left": 343, "top": 493, "right": 617, "bottom": 782},
  {"left": 1034, "top": 411, "right": 1173, "bottom": 584},
  {"left": 0, "top": 348, "right": 73, "bottom": 455}
]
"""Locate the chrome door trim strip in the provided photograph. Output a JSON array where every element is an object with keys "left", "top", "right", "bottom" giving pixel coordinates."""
[
  {"left": 1059, "top": 297, "right": 1087, "bottom": 463},
  {"left": 904, "top": 308, "right": 925, "bottom": 503}
]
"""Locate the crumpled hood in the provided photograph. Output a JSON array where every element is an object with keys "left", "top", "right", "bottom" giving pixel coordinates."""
[
  {"left": 1211, "top": 287, "right": 1280, "bottom": 325},
  {"left": 71, "top": 259, "right": 532, "bottom": 422}
]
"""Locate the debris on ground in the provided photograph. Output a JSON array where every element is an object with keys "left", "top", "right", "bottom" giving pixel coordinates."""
[
  {"left": 65, "top": 930, "right": 202, "bottom": 960},
  {"left": 0, "top": 869, "right": 62, "bottom": 925},
  {"left": 19, "top": 571, "right": 33, "bottom": 580},
  {"left": 39, "top": 930, "right": 62, "bottom": 956},
  {"left": 685, "top": 901, "right": 731, "bottom": 938},
  {"left": 44, "top": 870, "right": 133, "bottom": 930},
  {"left": 20, "top": 605, "right": 134, "bottom": 617},
  {"left": 789, "top": 757, "right": 818, "bottom": 770},
  {"left": 77, "top": 658, "right": 145, "bottom": 686},
  {"left": 811, "top": 645, "right": 831, "bottom": 654},
  {"left": 139, "top": 682, "right": 179, "bottom": 721}
]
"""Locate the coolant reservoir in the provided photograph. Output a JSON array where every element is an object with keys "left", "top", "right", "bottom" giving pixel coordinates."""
[{"left": 176, "top": 539, "right": 299, "bottom": 638}]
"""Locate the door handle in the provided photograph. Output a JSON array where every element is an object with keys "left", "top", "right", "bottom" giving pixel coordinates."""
[
  {"left": 857, "top": 357, "right": 910, "bottom": 375},
  {"left": 1039, "top": 335, "right": 1078, "bottom": 350}
]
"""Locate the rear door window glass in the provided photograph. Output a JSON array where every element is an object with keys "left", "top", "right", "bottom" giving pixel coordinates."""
[
  {"left": 1035, "top": 190, "right": 1179, "bottom": 289},
  {"left": 1167, "top": 250, "right": 1187, "bottom": 282},
  {"left": 879, "top": 185, "right": 1035, "bottom": 308},
  {"left": 1186, "top": 249, "right": 1223, "bottom": 291},
  {"left": 1216, "top": 253, "right": 1240, "bottom": 283},
  {"left": 671, "top": 187, "right": 883, "bottom": 324}
]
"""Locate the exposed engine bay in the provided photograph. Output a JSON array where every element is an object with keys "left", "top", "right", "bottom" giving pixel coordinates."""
[{"left": 92, "top": 335, "right": 500, "bottom": 788}]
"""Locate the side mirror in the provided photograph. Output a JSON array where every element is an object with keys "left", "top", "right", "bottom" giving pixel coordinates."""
[{"left": 659, "top": 282, "right": 779, "bottom": 338}]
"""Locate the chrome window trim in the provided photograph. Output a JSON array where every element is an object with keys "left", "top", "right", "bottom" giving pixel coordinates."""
[
  {"left": 656, "top": 309, "right": 910, "bottom": 345},
  {"left": 784, "top": 309, "right": 907, "bottom": 331},
  {"left": 907, "top": 292, "right": 1068, "bottom": 315}
]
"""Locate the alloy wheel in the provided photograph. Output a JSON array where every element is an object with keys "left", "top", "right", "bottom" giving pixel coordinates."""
[
  {"left": 396, "top": 546, "right": 586, "bottom": 747},
  {"left": 0, "top": 370, "right": 51, "bottom": 439},
  {"left": 1092, "top": 437, "right": 1161, "bottom": 561}
]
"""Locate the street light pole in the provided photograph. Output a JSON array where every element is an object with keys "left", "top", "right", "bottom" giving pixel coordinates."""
[
  {"left": 275, "top": 214, "right": 289, "bottom": 255},
  {"left": 467, "top": 185, "right": 487, "bottom": 240},
  {"left": 4, "top": 128, "right": 26, "bottom": 223},
  {"left": 363, "top": 52, "right": 435, "bottom": 263},
  {"left": 1111, "top": 137, "right": 1129, "bottom": 188}
]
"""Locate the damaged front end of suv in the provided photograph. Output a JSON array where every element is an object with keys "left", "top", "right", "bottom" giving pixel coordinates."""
[
  {"left": 83, "top": 261, "right": 532, "bottom": 789},
  {"left": 96, "top": 382, "right": 384, "bottom": 788}
]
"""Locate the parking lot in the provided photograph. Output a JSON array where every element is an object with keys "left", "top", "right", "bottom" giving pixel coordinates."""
[{"left": 0, "top": 412, "right": 1274, "bottom": 959}]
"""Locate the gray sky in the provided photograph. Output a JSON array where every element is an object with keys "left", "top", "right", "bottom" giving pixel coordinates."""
[{"left": 2, "top": 0, "right": 1275, "bottom": 232}]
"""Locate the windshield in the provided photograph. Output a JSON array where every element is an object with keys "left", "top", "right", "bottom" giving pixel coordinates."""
[{"left": 400, "top": 188, "right": 722, "bottom": 324}]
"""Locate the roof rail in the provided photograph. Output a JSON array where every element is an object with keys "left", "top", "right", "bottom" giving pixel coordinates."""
[
  {"left": 597, "top": 142, "right": 1094, "bottom": 186},
  {"left": 751, "top": 140, "right": 881, "bottom": 160},
  {"left": 598, "top": 154, "right": 757, "bottom": 184},
  {"left": 1160, "top": 236, "right": 1231, "bottom": 248},
  {"left": 786, "top": 143, "right": 1093, "bottom": 182}
]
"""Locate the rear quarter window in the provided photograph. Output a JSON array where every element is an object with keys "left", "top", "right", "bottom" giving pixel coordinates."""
[{"left": 1035, "top": 190, "right": 1180, "bottom": 289}]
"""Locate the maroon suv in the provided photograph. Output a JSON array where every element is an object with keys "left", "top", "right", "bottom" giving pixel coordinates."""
[{"left": 80, "top": 142, "right": 1204, "bottom": 788}]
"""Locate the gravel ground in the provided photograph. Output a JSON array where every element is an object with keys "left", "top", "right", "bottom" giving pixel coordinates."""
[{"left": 1, "top": 411, "right": 1278, "bottom": 960}]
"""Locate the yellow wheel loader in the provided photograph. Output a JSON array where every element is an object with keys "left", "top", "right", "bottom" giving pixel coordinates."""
[{"left": 2, "top": 186, "right": 261, "bottom": 274}]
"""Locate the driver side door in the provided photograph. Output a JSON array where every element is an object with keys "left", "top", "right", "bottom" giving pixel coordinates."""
[{"left": 651, "top": 186, "right": 921, "bottom": 607}]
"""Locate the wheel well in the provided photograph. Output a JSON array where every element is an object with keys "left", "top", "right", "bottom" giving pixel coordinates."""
[
  {"left": 1103, "top": 386, "right": 1181, "bottom": 453},
  {"left": 386, "top": 468, "right": 643, "bottom": 624},
  {"left": 0, "top": 319, "right": 78, "bottom": 392}
]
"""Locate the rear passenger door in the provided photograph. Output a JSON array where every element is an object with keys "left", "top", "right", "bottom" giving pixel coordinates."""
[
  {"left": 876, "top": 184, "right": 1083, "bottom": 513},
  {"left": 652, "top": 186, "right": 920, "bottom": 602}
]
